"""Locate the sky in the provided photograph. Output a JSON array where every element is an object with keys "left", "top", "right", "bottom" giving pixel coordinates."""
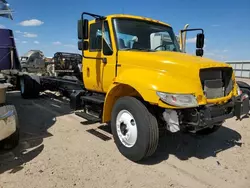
[{"left": 0, "top": 0, "right": 249, "bottom": 61}]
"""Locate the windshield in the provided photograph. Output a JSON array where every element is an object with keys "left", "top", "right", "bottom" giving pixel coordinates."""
[
  {"left": 20, "top": 57, "right": 28, "bottom": 61},
  {"left": 113, "top": 18, "right": 180, "bottom": 52},
  {"left": 23, "top": 51, "right": 34, "bottom": 57}
]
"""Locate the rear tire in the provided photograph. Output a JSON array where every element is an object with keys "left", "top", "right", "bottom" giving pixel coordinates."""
[
  {"left": 111, "top": 96, "right": 159, "bottom": 162},
  {"left": 0, "top": 105, "right": 19, "bottom": 150},
  {"left": 20, "top": 75, "right": 40, "bottom": 99}
]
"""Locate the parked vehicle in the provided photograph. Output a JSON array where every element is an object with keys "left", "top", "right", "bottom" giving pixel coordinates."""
[
  {"left": 20, "top": 50, "right": 46, "bottom": 73},
  {"left": 0, "top": 28, "right": 20, "bottom": 150},
  {"left": 19, "top": 12, "right": 250, "bottom": 162},
  {"left": 46, "top": 52, "right": 82, "bottom": 79}
]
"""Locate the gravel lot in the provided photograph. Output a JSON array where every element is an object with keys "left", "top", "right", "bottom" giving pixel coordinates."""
[{"left": 0, "top": 85, "right": 250, "bottom": 188}]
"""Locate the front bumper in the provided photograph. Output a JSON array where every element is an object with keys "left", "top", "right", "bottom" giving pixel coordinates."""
[{"left": 201, "top": 94, "right": 249, "bottom": 126}]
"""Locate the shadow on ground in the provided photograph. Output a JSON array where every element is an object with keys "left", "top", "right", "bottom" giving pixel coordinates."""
[
  {"left": 140, "top": 125, "right": 242, "bottom": 165},
  {"left": 0, "top": 91, "right": 244, "bottom": 170},
  {"left": 0, "top": 91, "right": 73, "bottom": 174}
]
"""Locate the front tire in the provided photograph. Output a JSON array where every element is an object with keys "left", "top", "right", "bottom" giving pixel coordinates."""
[{"left": 111, "top": 96, "right": 159, "bottom": 162}]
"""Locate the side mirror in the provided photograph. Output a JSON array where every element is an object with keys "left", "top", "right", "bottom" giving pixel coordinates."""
[
  {"left": 78, "top": 19, "right": 89, "bottom": 40},
  {"left": 196, "top": 49, "right": 204, "bottom": 57},
  {"left": 196, "top": 33, "right": 204, "bottom": 49},
  {"left": 78, "top": 20, "right": 83, "bottom": 39},
  {"left": 78, "top": 41, "right": 89, "bottom": 51}
]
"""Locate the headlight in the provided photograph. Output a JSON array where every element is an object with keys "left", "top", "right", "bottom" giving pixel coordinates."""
[{"left": 156, "top": 92, "right": 198, "bottom": 107}]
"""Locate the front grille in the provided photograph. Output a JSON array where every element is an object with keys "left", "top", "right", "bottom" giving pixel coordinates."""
[{"left": 200, "top": 67, "right": 233, "bottom": 99}]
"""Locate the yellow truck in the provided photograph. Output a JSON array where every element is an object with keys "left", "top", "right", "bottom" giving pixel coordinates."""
[{"left": 20, "top": 12, "right": 249, "bottom": 162}]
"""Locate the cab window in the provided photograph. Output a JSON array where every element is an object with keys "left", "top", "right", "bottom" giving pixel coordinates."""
[
  {"left": 89, "top": 22, "right": 102, "bottom": 51},
  {"left": 89, "top": 21, "right": 112, "bottom": 53}
]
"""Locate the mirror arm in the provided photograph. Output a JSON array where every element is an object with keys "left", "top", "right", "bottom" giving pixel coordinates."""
[
  {"left": 180, "top": 28, "right": 205, "bottom": 54},
  {"left": 79, "top": 12, "right": 107, "bottom": 63},
  {"left": 81, "top": 12, "right": 106, "bottom": 21},
  {"left": 180, "top": 28, "right": 204, "bottom": 34}
]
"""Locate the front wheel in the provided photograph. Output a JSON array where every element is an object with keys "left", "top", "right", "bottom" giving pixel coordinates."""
[{"left": 111, "top": 96, "right": 159, "bottom": 162}]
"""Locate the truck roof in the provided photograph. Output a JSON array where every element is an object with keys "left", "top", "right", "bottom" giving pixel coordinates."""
[{"left": 90, "top": 14, "right": 171, "bottom": 27}]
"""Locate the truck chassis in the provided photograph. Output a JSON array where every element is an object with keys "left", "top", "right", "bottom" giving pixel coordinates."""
[{"left": 19, "top": 74, "right": 250, "bottom": 133}]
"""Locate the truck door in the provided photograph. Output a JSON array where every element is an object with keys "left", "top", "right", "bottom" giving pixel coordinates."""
[{"left": 83, "top": 20, "right": 116, "bottom": 93}]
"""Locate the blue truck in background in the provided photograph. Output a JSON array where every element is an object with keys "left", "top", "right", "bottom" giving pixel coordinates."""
[{"left": 0, "top": 0, "right": 19, "bottom": 150}]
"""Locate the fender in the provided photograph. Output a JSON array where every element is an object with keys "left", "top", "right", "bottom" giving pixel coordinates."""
[
  {"left": 102, "top": 68, "right": 205, "bottom": 122},
  {"left": 102, "top": 68, "right": 239, "bottom": 122},
  {"left": 237, "top": 81, "right": 250, "bottom": 96},
  {"left": 237, "top": 81, "right": 250, "bottom": 88}
]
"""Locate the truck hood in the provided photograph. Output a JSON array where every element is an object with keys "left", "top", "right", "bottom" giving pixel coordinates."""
[{"left": 118, "top": 51, "right": 231, "bottom": 80}]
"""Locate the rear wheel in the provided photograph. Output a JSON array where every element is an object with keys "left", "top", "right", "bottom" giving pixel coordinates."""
[
  {"left": 20, "top": 75, "right": 40, "bottom": 99},
  {"left": 111, "top": 96, "right": 159, "bottom": 162}
]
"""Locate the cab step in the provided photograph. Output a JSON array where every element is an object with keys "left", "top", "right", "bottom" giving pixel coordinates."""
[
  {"left": 75, "top": 111, "right": 101, "bottom": 123},
  {"left": 81, "top": 94, "right": 105, "bottom": 104}
]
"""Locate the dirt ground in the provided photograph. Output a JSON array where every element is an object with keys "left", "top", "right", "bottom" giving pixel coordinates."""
[{"left": 0, "top": 87, "right": 250, "bottom": 188}]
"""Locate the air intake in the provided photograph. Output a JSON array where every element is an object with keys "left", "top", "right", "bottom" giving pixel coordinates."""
[{"left": 199, "top": 67, "right": 233, "bottom": 99}]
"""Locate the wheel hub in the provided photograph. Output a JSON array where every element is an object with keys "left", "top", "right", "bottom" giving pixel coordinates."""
[
  {"left": 116, "top": 110, "right": 138, "bottom": 148},
  {"left": 120, "top": 122, "right": 128, "bottom": 136}
]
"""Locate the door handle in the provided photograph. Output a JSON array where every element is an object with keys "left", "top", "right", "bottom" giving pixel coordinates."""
[{"left": 102, "top": 58, "right": 107, "bottom": 64}]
